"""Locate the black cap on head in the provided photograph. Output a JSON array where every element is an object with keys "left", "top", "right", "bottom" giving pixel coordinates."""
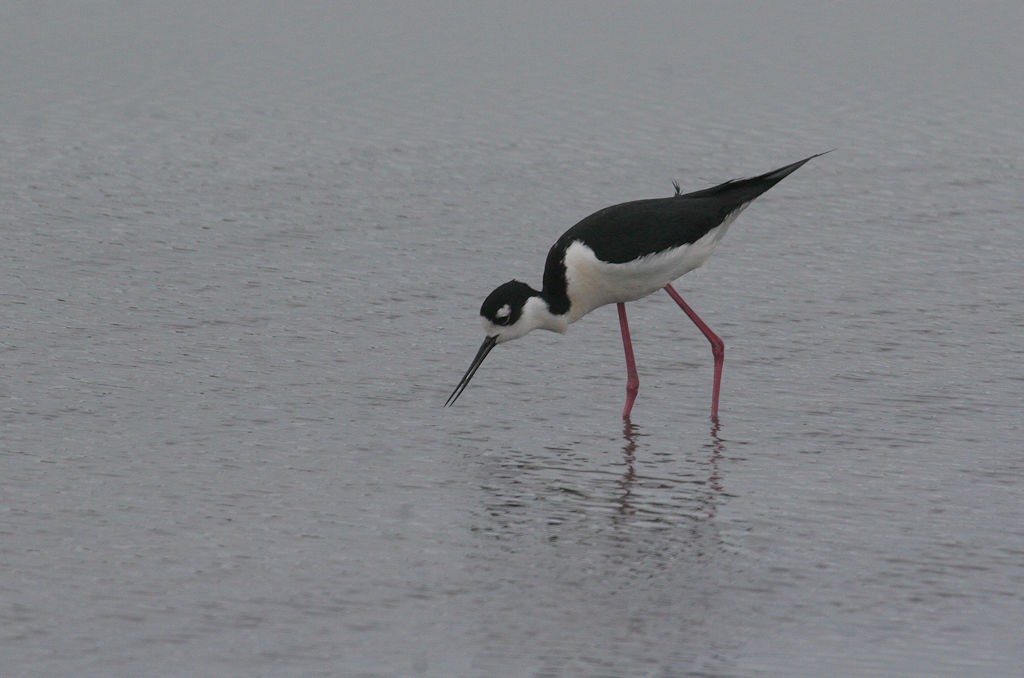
[{"left": 480, "top": 280, "right": 536, "bottom": 327}]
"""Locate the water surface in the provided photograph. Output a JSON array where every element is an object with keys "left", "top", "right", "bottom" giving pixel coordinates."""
[{"left": 2, "top": 2, "right": 1022, "bottom": 676}]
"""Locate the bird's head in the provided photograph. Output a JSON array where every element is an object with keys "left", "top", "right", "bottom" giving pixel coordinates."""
[
  {"left": 479, "top": 280, "right": 546, "bottom": 344},
  {"left": 445, "top": 279, "right": 565, "bottom": 407}
]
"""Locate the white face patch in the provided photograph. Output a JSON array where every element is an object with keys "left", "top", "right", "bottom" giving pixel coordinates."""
[{"left": 495, "top": 304, "right": 511, "bottom": 320}]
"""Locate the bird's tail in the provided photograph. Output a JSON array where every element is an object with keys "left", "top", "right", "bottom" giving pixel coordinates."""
[{"left": 681, "top": 151, "right": 831, "bottom": 203}]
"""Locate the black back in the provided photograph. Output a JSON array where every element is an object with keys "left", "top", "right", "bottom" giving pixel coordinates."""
[{"left": 540, "top": 153, "right": 825, "bottom": 313}]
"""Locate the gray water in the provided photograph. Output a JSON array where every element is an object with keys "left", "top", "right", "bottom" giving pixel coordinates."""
[{"left": 3, "top": 3, "right": 1022, "bottom": 676}]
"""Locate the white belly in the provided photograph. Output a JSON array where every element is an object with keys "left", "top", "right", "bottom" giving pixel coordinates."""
[{"left": 563, "top": 214, "right": 741, "bottom": 323}]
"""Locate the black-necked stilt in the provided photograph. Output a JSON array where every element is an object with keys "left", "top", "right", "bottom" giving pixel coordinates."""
[{"left": 446, "top": 152, "right": 827, "bottom": 419}]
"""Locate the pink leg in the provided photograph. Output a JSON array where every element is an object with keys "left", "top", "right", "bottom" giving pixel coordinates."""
[
  {"left": 617, "top": 302, "right": 639, "bottom": 419},
  {"left": 664, "top": 284, "right": 724, "bottom": 420}
]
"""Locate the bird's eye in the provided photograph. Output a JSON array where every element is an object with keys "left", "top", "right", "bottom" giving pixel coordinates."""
[{"left": 495, "top": 304, "right": 512, "bottom": 325}]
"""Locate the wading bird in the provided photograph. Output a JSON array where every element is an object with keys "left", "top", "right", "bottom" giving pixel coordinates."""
[{"left": 446, "top": 153, "right": 826, "bottom": 419}]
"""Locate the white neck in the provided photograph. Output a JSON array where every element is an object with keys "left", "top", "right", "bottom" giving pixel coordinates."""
[{"left": 522, "top": 295, "right": 568, "bottom": 335}]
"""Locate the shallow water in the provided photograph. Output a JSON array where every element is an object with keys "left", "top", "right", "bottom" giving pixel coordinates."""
[{"left": 3, "top": 2, "right": 1023, "bottom": 676}]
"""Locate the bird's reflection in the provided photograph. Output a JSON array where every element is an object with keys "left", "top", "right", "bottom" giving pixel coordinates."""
[
  {"left": 614, "top": 416, "right": 727, "bottom": 522},
  {"left": 616, "top": 419, "right": 639, "bottom": 516},
  {"left": 703, "top": 418, "right": 725, "bottom": 519},
  {"left": 470, "top": 413, "right": 730, "bottom": 544}
]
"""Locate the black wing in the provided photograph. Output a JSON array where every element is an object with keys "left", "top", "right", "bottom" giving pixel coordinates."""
[{"left": 558, "top": 152, "right": 826, "bottom": 265}]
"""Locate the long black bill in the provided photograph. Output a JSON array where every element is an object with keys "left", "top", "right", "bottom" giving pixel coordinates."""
[{"left": 445, "top": 335, "right": 497, "bottom": 407}]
